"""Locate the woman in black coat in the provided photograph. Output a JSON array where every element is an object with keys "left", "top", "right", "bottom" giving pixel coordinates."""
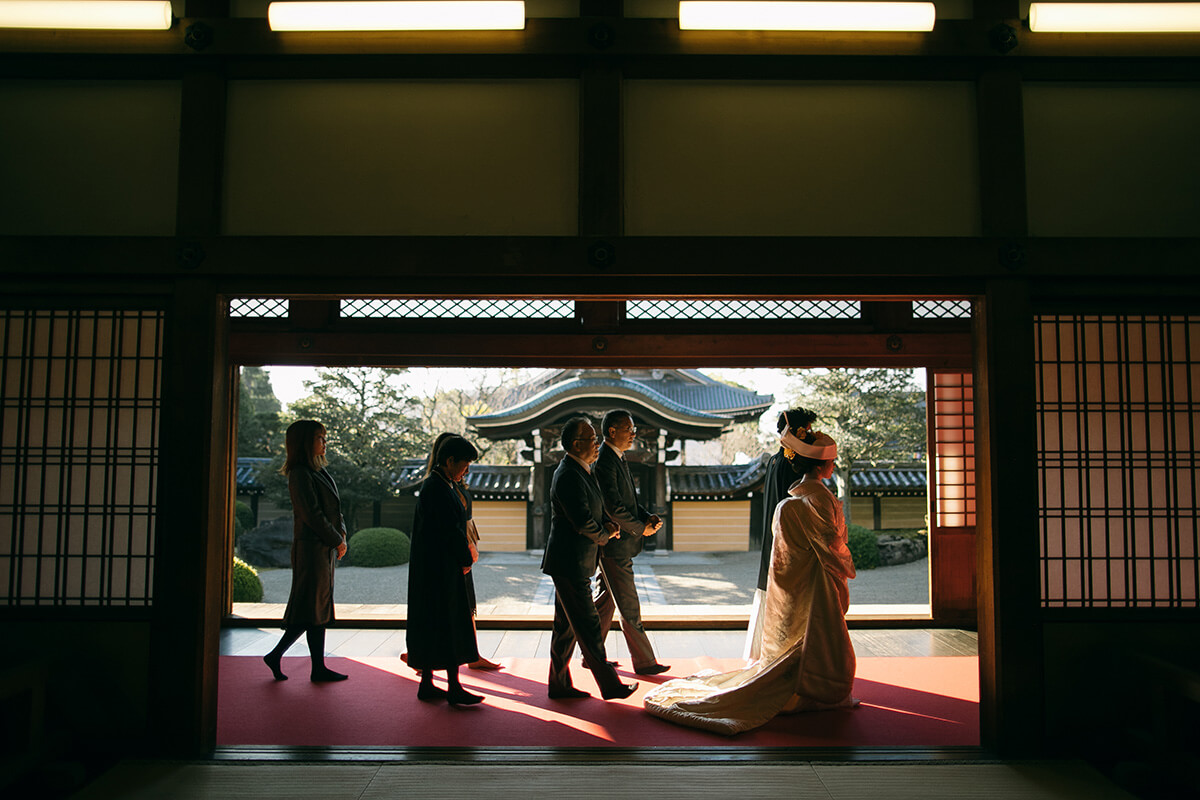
[
  {"left": 406, "top": 433, "right": 484, "bottom": 705},
  {"left": 262, "top": 420, "right": 349, "bottom": 682}
]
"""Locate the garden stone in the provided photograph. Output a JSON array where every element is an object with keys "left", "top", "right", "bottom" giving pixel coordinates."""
[
  {"left": 876, "top": 534, "right": 928, "bottom": 567},
  {"left": 239, "top": 517, "right": 293, "bottom": 568}
]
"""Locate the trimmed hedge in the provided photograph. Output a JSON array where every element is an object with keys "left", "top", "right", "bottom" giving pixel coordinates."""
[
  {"left": 233, "top": 500, "right": 256, "bottom": 543},
  {"left": 846, "top": 524, "right": 881, "bottom": 571},
  {"left": 345, "top": 527, "right": 411, "bottom": 567},
  {"left": 234, "top": 500, "right": 256, "bottom": 534},
  {"left": 232, "top": 556, "right": 264, "bottom": 602}
]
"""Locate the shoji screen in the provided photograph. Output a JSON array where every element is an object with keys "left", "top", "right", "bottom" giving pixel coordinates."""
[
  {"left": 1, "top": 309, "right": 163, "bottom": 606},
  {"left": 1035, "top": 315, "right": 1198, "bottom": 608}
]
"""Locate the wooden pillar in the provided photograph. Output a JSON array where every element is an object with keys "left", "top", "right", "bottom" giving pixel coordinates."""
[
  {"left": 154, "top": 13, "right": 232, "bottom": 752},
  {"left": 971, "top": 13, "right": 1040, "bottom": 753},
  {"left": 175, "top": 69, "right": 227, "bottom": 240},
  {"left": 530, "top": 430, "right": 547, "bottom": 549},
  {"left": 152, "top": 279, "right": 228, "bottom": 755},
  {"left": 656, "top": 430, "right": 671, "bottom": 550},
  {"left": 578, "top": 0, "right": 623, "bottom": 239},
  {"left": 975, "top": 280, "right": 1043, "bottom": 756}
]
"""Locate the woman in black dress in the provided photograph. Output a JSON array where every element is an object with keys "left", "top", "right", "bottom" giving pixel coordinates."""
[
  {"left": 406, "top": 434, "right": 485, "bottom": 705},
  {"left": 263, "top": 419, "right": 349, "bottom": 682}
]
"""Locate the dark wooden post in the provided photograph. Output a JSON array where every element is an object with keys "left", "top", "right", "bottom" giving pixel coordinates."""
[
  {"left": 153, "top": 279, "right": 228, "bottom": 755},
  {"left": 972, "top": 5, "right": 1040, "bottom": 752},
  {"left": 975, "top": 280, "right": 1043, "bottom": 756},
  {"left": 579, "top": 0, "right": 623, "bottom": 239},
  {"left": 154, "top": 8, "right": 232, "bottom": 751}
]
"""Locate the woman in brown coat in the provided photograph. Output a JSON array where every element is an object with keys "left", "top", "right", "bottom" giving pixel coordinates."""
[{"left": 263, "top": 420, "right": 349, "bottom": 682}]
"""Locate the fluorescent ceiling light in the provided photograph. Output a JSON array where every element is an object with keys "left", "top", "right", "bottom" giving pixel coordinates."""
[
  {"left": 1029, "top": 3, "right": 1200, "bottom": 32},
  {"left": 678, "top": 1, "right": 936, "bottom": 31},
  {"left": 268, "top": 1, "right": 526, "bottom": 31},
  {"left": 0, "top": 0, "right": 172, "bottom": 29}
]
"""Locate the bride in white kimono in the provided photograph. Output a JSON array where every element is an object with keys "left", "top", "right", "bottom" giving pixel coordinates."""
[{"left": 643, "top": 425, "right": 858, "bottom": 735}]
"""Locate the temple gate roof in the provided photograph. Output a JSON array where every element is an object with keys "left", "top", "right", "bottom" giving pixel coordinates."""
[{"left": 467, "top": 368, "right": 774, "bottom": 441}]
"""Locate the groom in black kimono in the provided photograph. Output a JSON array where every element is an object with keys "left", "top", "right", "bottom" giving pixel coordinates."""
[{"left": 541, "top": 416, "right": 638, "bottom": 701}]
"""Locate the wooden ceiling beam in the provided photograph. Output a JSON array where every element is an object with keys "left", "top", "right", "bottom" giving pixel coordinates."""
[
  {"left": 227, "top": 330, "right": 974, "bottom": 367},
  {"left": 3, "top": 17, "right": 1200, "bottom": 63},
  {"left": 3, "top": 235, "right": 1199, "bottom": 284}
]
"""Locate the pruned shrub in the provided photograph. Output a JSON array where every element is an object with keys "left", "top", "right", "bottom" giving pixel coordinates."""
[
  {"left": 344, "top": 527, "right": 410, "bottom": 567},
  {"left": 846, "top": 524, "right": 880, "bottom": 571},
  {"left": 234, "top": 500, "right": 256, "bottom": 534},
  {"left": 232, "top": 555, "right": 264, "bottom": 602}
]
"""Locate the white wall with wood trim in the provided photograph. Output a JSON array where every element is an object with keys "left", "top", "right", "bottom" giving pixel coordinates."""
[
  {"left": 850, "top": 496, "right": 929, "bottom": 531},
  {"left": 472, "top": 501, "right": 527, "bottom": 552},
  {"left": 882, "top": 497, "right": 928, "bottom": 529},
  {"left": 671, "top": 500, "right": 751, "bottom": 552}
]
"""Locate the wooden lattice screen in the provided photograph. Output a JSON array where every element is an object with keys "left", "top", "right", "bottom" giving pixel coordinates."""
[
  {"left": 1035, "top": 315, "right": 1198, "bottom": 608},
  {"left": 1, "top": 309, "right": 163, "bottom": 606},
  {"left": 931, "top": 370, "right": 977, "bottom": 528},
  {"left": 928, "top": 369, "right": 977, "bottom": 620}
]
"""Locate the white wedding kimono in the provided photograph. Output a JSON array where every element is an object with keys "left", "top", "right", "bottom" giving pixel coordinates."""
[{"left": 644, "top": 478, "right": 858, "bottom": 735}]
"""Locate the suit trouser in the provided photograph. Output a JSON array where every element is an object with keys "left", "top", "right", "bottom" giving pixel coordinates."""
[
  {"left": 595, "top": 555, "right": 657, "bottom": 669},
  {"left": 549, "top": 574, "right": 623, "bottom": 695}
]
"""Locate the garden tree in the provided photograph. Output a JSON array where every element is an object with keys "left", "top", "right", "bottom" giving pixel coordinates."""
[
  {"left": 783, "top": 368, "right": 926, "bottom": 525},
  {"left": 415, "top": 368, "right": 533, "bottom": 464},
  {"left": 704, "top": 373, "right": 775, "bottom": 464},
  {"left": 237, "top": 366, "right": 283, "bottom": 457},
  {"left": 271, "top": 367, "right": 428, "bottom": 531},
  {"left": 716, "top": 419, "right": 772, "bottom": 465}
]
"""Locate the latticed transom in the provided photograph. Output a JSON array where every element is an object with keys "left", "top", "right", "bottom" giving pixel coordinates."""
[
  {"left": 229, "top": 298, "right": 289, "bottom": 318},
  {"left": 339, "top": 299, "right": 574, "bottom": 319},
  {"left": 625, "top": 300, "right": 861, "bottom": 320},
  {"left": 913, "top": 300, "right": 973, "bottom": 319}
]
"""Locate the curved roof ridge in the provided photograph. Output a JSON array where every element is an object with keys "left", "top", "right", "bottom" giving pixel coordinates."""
[{"left": 469, "top": 376, "right": 728, "bottom": 423}]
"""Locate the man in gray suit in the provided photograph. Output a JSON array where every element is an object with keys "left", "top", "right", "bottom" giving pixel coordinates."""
[
  {"left": 593, "top": 409, "right": 669, "bottom": 676},
  {"left": 541, "top": 416, "right": 638, "bottom": 701}
]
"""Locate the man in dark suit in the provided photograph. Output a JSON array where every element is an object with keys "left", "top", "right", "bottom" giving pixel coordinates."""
[
  {"left": 593, "top": 409, "right": 669, "bottom": 676},
  {"left": 541, "top": 416, "right": 638, "bottom": 701}
]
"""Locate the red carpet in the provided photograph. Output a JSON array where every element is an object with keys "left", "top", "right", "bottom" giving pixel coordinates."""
[{"left": 217, "top": 656, "right": 978, "bottom": 747}]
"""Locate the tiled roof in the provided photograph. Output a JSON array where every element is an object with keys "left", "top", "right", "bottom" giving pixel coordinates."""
[
  {"left": 473, "top": 368, "right": 773, "bottom": 426},
  {"left": 465, "top": 466, "right": 531, "bottom": 499},
  {"left": 646, "top": 369, "right": 775, "bottom": 416},
  {"left": 668, "top": 459, "right": 767, "bottom": 500},
  {"left": 469, "top": 376, "right": 728, "bottom": 424},
  {"left": 235, "top": 457, "right": 272, "bottom": 493},
  {"left": 392, "top": 458, "right": 531, "bottom": 500},
  {"left": 239, "top": 456, "right": 531, "bottom": 501},
  {"left": 667, "top": 457, "right": 927, "bottom": 499},
  {"left": 850, "top": 465, "right": 927, "bottom": 495}
]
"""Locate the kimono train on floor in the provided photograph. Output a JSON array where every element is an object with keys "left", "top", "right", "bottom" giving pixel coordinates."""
[{"left": 643, "top": 478, "right": 858, "bottom": 735}]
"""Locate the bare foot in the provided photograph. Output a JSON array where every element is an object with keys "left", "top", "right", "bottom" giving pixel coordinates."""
[{"left": 468, "top": 657, "right": 502, "bottom": 671}]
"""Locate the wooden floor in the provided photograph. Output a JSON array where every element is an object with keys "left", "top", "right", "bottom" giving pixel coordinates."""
[
  {"left": 221, "top": 627, "right": 980, "bottom": 660},
  {"left": 75, "top": 759, "right": 1135, "bottom": 799}
]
